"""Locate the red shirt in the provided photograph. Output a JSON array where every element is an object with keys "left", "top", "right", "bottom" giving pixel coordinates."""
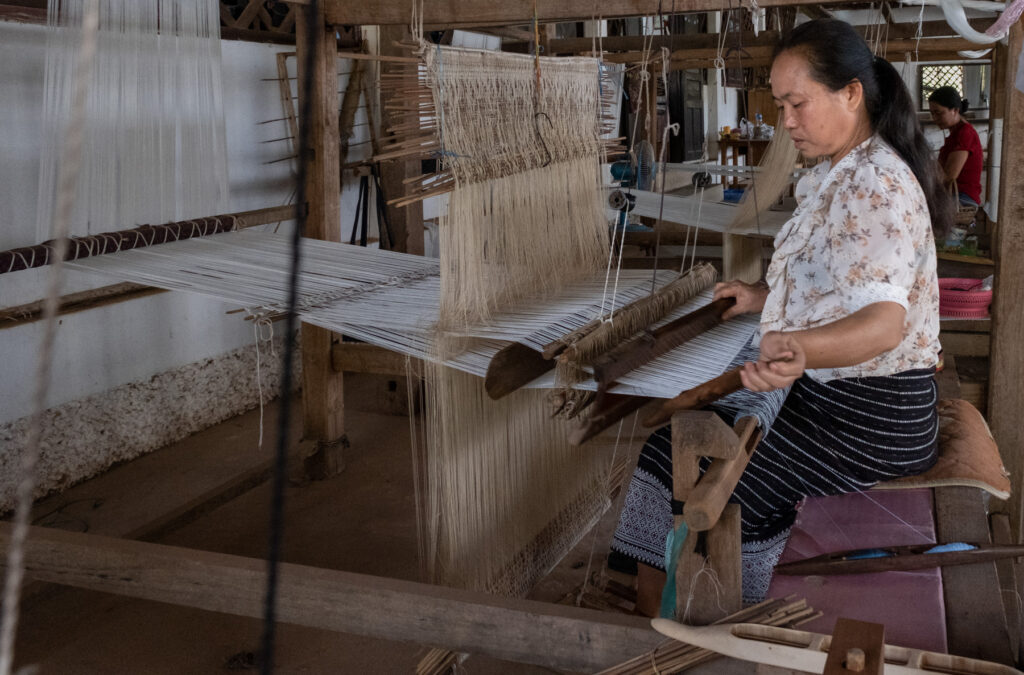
[{"left": 938, "top": 121, "right": 983, "bottom": 204}]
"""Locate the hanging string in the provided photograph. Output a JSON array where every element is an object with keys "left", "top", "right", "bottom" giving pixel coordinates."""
[
  {"left": 0, "top": 1, "right": 100, "bottom": 673},
  {"left": 253, "top": 318, "right": 277, "bottom": 450},
  {"left": 599, "top": 18, "right": 658, "bottom": 323},
  {"left": 258, "top": 0, "right": 319, "bottom": 671}
]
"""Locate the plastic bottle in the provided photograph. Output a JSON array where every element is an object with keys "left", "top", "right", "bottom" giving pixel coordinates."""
[
  {"left": 943, "top": 225, "right": 966, "bottom": 251},
  {"left": 960, "top": 234, "right": 979, "bottom": 257}
]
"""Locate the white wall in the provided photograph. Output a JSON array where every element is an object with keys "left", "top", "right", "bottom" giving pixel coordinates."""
[{"left": 0, "top": 20, "right": 371, "bottom": 507}]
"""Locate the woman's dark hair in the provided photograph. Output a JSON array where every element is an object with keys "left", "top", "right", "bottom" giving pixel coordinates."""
[
  {"left": 929, "top": 85, "right": 970, "bottom": 114},
  {"left": 775, "top": 19, "right": 953, "bottom": 233}
]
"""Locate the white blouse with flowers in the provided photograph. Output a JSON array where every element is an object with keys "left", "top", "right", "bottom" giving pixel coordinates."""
[{"left": 761, "top": 135, "right": 941, "bottom": 382}]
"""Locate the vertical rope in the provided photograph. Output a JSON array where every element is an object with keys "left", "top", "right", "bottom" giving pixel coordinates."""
[
  {"left": 0, "top": 1, "right": 100, "bottom": 672},
  {"left": 258, "top": 1, "right": 318, "bottom": 672}
]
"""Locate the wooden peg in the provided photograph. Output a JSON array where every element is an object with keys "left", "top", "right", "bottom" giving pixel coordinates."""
[{"left": 823, "top": 618, "right": 884, "bottom": 675}]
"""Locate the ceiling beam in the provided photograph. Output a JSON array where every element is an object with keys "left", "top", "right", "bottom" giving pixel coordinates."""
[
  {"left": 506, "top": 23, "right": 993, "bottom": 56},
  {"left": 319, "top": 0, "right": 863, "bottom": 27},
  {"left": 885, "top": 16, "right": 995, "bottom": 39},
  {"left": 506, "top": 31, "right": 780, "bottom": 55},
  {"left": 800, "top": 5, "right": 834, "bottom": 20},
  {"left": 590, "top": 37, "right": 987, "bottom": 67}
]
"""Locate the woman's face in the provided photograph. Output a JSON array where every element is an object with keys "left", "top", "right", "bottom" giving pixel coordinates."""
[
  {"left": 771, "top": 50, "right": 865, "bottom": 161},
  {"left": 929, "top": 101, "right": 959, "bottom": 129}
]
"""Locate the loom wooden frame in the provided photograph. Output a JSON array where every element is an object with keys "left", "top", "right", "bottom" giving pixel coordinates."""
[
  {"left": 252, "top": 3, "right": 1024, "bottom": 663},
  {"left": 5, "top": 0, "right": 1020, "bottom": 669}
]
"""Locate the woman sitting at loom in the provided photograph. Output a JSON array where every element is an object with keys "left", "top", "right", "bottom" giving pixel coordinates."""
[
  {"left": 609, "top": 18, "right": 952, "bottom": 613},
  {"left": 928, "top": 85, "right": 984, "bottom": 208}
]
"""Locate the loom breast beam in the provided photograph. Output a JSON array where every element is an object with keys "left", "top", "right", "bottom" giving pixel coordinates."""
[
  {"left": 568, "top": 296, "right": 737, "bottom": 445},
  {"left": 484, "top": 267, "right": 718, "bottom": 400}
]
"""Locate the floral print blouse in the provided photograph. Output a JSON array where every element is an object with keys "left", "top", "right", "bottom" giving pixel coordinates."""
[{"left": 761, "top": 136, "right": 941, "bottom": 382}]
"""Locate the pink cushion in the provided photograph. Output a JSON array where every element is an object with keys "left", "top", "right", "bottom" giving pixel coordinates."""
[{"left": 766, "top": 488, "right": 947, "bottom": 653}]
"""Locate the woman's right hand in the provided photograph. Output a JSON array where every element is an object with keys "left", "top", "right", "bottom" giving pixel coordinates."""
[{"left": 713, "top": 280, "right": 769, "bottom": 320}]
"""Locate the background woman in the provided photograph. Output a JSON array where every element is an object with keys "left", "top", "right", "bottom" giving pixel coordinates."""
[
  {"left": 609, "top": 18, "right": 952, "bottom": 615},
  {"left": 928, "top": 85, "right": 984, "bottom": 207}
]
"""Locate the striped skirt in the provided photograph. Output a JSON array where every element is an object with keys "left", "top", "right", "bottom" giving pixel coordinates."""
[{"left": 610, "top": 369, "right": 939, "bottom": 597}]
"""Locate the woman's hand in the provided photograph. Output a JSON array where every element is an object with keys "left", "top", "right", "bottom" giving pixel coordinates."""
[
  {"left": 713, "top": 280, "right": 770, "bottom": 320},
  {"left": 740, "top": 331, "right": 806, "bottom": 392}
]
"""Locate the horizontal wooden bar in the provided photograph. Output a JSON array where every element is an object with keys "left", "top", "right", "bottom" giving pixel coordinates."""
[
  {"left": 508, "top": 22, "right": 992, "bottom": 55},
  {"left": 330, "top": 341, "right": 422, "bottom": 375},
  {"left": 939, "top": 318, "right": 991, "bottom": 334},
  {"left": 324, "top": 0, "right": 861, "bottom": 27},
  {"left": 0, "top": 282, "right": 162, "bottom": 330},
  {"left": 0, "top": 204, "right": 300, "bottom": 275},
  {"left": 1, "top": 523, "right": 664, "bottom": 672},
  {"left": 939, "top": 331, "right": 991, "bottom": 357},
  {"left": 590, "top": 297, "right": 734, "bottom": 388},
  {"left": 0, "top": 204, "right": 301, "bottom": 328}
]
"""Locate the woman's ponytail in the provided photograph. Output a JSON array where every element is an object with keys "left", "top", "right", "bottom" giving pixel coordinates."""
[{"left": 872, "top": 57, "right": 953, "bottom": 235}]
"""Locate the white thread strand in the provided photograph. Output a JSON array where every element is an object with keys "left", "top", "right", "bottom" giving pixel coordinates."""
[{"left": 0, "top": 2, "right": 100, "bottom": 672}]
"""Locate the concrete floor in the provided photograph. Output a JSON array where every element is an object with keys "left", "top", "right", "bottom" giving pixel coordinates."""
[{"left": 13, "top": 388, "right": 645, "bottom": 674}]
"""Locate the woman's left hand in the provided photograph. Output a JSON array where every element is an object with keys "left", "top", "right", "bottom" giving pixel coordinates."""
[{"left": 740, "top": 331, "right": 806, "bottom": 392}]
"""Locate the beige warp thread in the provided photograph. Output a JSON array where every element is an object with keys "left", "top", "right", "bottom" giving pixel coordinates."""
[
  {"left": 420, "top": 44, "right": 613, "bottom": 327},
  {"left": 413, "top": 44, "right": 619, "bottom": 597},
  {"left": 727, "top": 126, "right": 801, "bottom": 234}
]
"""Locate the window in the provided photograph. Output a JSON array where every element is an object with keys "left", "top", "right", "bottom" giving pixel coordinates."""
[{"left": 919, "top": 63, "right": 990, "bottom": 111}]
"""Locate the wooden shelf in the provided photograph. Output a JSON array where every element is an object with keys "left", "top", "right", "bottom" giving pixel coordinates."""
[{"left": 937, "top": 251, "right": 994, "bottom": 265}]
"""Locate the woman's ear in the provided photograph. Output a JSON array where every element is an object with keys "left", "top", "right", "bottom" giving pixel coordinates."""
[{"left": 843, "top": 79, "right": 865, "bottom": 112}]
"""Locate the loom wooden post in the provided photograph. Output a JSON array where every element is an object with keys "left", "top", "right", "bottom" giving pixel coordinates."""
[
  {"left": 723, "top": 234, "right": 762, "bottom": 284},
  {"left": 339, "top": 58, "right": 365, "bottom": 157},
  {"left": 296, "top": 3, "right": 345, "bottom": 476},
  {"left": 379, "top": 25, "right": 424, "bottom": 255},
  {"left": 988, "top": 21, "right": 1024, "bottom": 541},
  {"left": 670, "top": 411, "right": 743, "bottom": 625}
]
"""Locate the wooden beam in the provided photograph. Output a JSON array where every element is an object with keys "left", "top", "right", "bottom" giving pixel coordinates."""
[
  {"left": 987, "top": 21, "right": 1024, "bottom": 540},
  {"left": 379, "top": 26, "right": 425, "bottom": 255},
  {"left": 296, "top": 4, "right": 346, "bottom": 466},
  {"left": 599, "top": 37, "right": 983, "bottom": 66},
  {"left": 0, "top": 1, "right": 45, "bottom": 24},
  {"left": 507, "top": 31, "right": 780, "bottom": 55},
  {"left": 939, "top": 331, "right": 990, "bottom": 357},
  {"left": 323, "top": 0, "right": 867, "bottom": 27},
  {"left": 0, "top": 204, "right": 298, "bottom": 328},
  {"left": 526, "top": 25, "right": 984, "bottom": 56},
  {"left": 934, "top": 487, "right": 1016, "bottom": 665},
  {"left": 330, "top": 341, "right": 422, "bottom": 376},
  {"left": 0, "top": 282, "right": 162, "bottom": 329},
  {"left": 590, "top": 298, "right": 735, "bottom": 389},
  {"left": 1, "top": 523, "right": 665, "bottom": 672},
  {"left": 474, "top": 25, "right": 536, "bottom": 42}
]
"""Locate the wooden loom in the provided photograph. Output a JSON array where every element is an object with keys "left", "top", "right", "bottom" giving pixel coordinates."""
[{"left": 2, "top": 0, "right": 1022, "bottom": 671}]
